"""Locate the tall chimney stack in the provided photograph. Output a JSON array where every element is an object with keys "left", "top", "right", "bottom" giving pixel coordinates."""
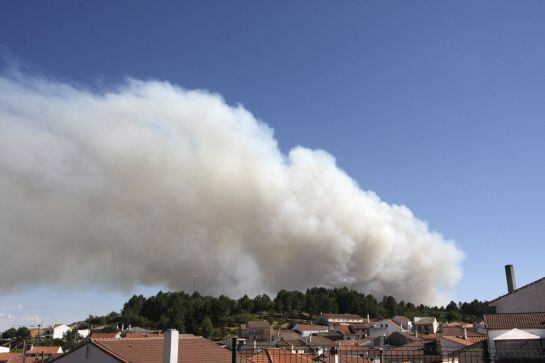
[
  {"left": 505, "top": 265, "right": 516, "bottom": 294},
  {"left": 163, "top": 329, "right": 179, "bottom": 363}
]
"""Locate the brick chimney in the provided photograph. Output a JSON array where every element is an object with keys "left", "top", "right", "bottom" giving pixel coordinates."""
[{"left": 163, "top": 329, "right": 179, "bottom": 363}]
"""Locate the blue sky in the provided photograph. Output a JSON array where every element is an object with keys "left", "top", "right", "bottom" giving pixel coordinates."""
[{"left": 1, "top": 0, "right": 544, "bottom": 329}]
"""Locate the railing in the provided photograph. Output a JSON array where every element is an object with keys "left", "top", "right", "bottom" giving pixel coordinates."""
[{"left": 229, "top": 343, "right": 545, "bottom": 363}]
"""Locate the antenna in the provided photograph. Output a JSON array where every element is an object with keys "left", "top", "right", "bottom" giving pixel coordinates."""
[{"left": 192, "top": 273, "right": 197, "bottom": 294}]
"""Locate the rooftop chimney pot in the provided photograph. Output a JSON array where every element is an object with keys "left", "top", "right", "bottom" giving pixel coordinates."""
[{"left": 505, "top": 264, "right": 516, "bottom": 294}]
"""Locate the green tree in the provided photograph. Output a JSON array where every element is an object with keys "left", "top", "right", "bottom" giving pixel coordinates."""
[
  {"left": 16, "top": 327, "right": 30, "bottom": 339},
  {"left": 199, "top": 317, "right": 216, "bottom": 338},
  {"left": 1, "top": 328, "right": 16, "bottom": 339},
  {"left": 62, "top": 329, "right": 83, "bottom": 351}
]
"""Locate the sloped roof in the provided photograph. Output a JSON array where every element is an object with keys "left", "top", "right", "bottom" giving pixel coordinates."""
[
  {"left": 321, "top": 314, "right": 363, "bottom": 320},
  {"left": 489, "top": 276, "right": 545, "bottom": 304},
  {"left": 441, "top": 335, "right": 486, "bottom": 346},
  {"left": 293, "top": 324, "right": 328, "bottom": 331},
  {"left": 484, "top": 312, "right": 545, "bottom": 329},
  {"left": 27, "top": 346, "right": 62, "bottom": 355},
  {"left": 248, "top": 348, "right": 314, "bottom": 363},
  {"left": 493, "top": 328, "right": 541, "bottom": 341},
  {"left": 54, "top": 336, "right": 248, "bottom": 363},
  {"left": 0, "top": 353, "right": 23, "bottom": 363}
]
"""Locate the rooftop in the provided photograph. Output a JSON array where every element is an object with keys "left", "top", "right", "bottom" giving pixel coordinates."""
[{"left": 484, "top": 312, "right": 545, "bottom": 329}]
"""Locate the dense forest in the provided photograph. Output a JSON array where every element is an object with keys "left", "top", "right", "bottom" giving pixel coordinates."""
[{"left": 85, "top": 287, "right": 491, "bottom": 339}]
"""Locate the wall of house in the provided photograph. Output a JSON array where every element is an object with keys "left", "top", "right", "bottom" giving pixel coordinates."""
[
  {"left": 53, "top": 325, "right": 71, "bottom": 339},
  {"left": 489, "top": 279, "right": 545, "bottom": 313},
  {"left": 54, "top": 344, "right": 118, "bottom": 363},
  {"left": 487, "top": 328, "right": 545, "bottom": 350}
]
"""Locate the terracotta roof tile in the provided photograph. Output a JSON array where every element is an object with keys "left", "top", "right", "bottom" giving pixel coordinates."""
[
  {"left": 248, "top": 348, "right": 314, "bottom": 363},
  {"left": 484, "top": 312, "right": 545, "bottom": 329},
  {"left": 27, "top": 346, "right": 63, "bottom": 355},
  {"left": 90, "top": 336, "right": 247, "bottom": 363}
]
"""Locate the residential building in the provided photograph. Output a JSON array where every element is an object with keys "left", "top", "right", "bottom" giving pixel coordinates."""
[
  {"left": 0, "top": 349, "right": 8, "bottom": 354},
  {"left": 247, "top": 348, "right": 314, "bottom": 363},
  {"left": 26, "top": 346, "right": 63, "bottom": 358},
  {"left": 413, "top": 317, "right": 438, "bottom": 333},
  {"left": 292, "top": 324, "right": 329, "bottom": 337},
  {"left": 347, "top": 323, "right": 370, "bottom": 340},
  {"left": 488, "top": 265, "right": 545, "bottom": 313},
  {"left": 46, "top": 324, "right": 71, "bottom": 339},
  {"left": 392, "top": 316, "right": 412, "bottom": 331},
  {"left": 483, "top": 312, "right": 545, "bottom": 351},
  {"left": 52, "top": 331, "right": 244, "bottom": 363},
  {"left": 367, "top": 319, "right": 403, "bottom": 337},
  {"left": 240, "top": 321, "right": 272, "bottom": 342},
  {"left": 317, "top": 314, "right": 364, "bottom": 327}
]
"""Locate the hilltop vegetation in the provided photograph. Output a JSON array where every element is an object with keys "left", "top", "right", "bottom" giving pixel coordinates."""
[{"left": 115, "top": 287, "right": 490, "bottom": 338}]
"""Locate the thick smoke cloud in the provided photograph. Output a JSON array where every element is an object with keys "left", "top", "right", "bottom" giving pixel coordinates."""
[{"left": 0, "top": 73, "right": 463, "bottom": 304}]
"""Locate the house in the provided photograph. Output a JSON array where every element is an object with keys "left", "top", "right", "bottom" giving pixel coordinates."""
[
  {"left": 90, "top": 331, "right": 121, "bottom": 339},
  {"left": 413, "top": 317, "right": 438, "bottom": 333},
  {"left": 347, "top": 323, "right": 370, "bottom": 340},
  {"left": 488, "top": 265, "right": 545, "bottom": 313},
  {"left": 45, "top": 324, "right": 71, "bottom": 339},
  {"left": 367, "top": 319, "right": 403, "bottom": 337},
  {"left": 317, "top": 314, "right": 364, "bottom": 327},
  {"left": 439, "top": 335, "right": 486, "bottom": 356},
  {"left": 392, "top": 316, "right": 412, "bottom": 331},
  {"left": 270, "top": 329, "right": 300, "bottom": 344},
  {"left": 301, "top": 335, "right": 335, "bottom": 355},
  {"left": 52, "top": 330, "right": 247, "bottom": 363},
  {"left": 483, "top": 312, "right": 545, "bottom": 351},
  {"left": 26, "top": 346, "right": 63, "bottom": 357},
  {"left": 387, "top": 331, "right": 421, "bottom": 347},
  {"left": 293, "top": 324, "right": 328, "bottom": 337},
  {"left": 240, "top": 321, "right": 273, "bottom": 342},
  {"left": 247, "top": 348, "right": 314, "bottom": 362},
  {"left": 276, "top": 338, "right": 308, "bottom": 354}
]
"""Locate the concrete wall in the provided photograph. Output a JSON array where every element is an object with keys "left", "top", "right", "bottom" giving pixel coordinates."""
[
  {"left": 489, "top": 278, "right": 545, "bottom": 313},
  {"left": 54, "top": 343, "right": 118, "bottom": 363}
]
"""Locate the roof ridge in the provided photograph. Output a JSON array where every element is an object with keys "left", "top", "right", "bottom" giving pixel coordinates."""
[{"left": 489, "top": 276, "right": 545, "bottom": 303}]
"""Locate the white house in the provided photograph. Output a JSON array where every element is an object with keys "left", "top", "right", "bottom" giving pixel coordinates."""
[
  {"left": 488, "top": 265, "right": 545, "bottom": 313},
  {"left": 292, "top": 324, "right": 328, "bottom": 337},
  {"left": 49, "top": 324, "right": 71, "bottom": 339},
  {"left": 368, "top": 319, "right": 403, "bottom": 337},
  {"left": 392, "top": 315, "right": 412, "bottom": 331},
  {"left": 0, "top": 347, "right": 9, "bottom": 353},
  {"left": 413, "top": 317, "right": 438, "bottom": 333},
  {"left": 317, "top": 313, "right": 364, "bottom": 327}
]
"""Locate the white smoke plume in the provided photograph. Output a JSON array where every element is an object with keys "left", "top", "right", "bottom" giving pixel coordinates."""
[{"left": 0, "top": 72, "right": 463, "bottom": 304}]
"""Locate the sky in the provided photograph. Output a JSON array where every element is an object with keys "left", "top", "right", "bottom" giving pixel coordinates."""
[{"left": 0, "top": 0, "right": 544, "bottom": 330}]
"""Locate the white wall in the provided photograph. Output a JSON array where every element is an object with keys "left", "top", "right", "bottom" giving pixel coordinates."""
[
  {"left": 0, "top": 347, "right": 9, "bottom": 353},
  {"left": 487, "top": 328, "right": 545, "bottom": 350},
  {"left": 489, "top": 279, "right": 545, "bottom": 313},
  {"left": 53, "top": 325, "right": 71, "bottom": 339},
  {"left": 54, "top": 343, "right": 118, "bottom": 363}
]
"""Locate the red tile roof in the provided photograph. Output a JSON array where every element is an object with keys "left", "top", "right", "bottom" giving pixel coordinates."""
[
  {"left": 27, "top": 346, "right": 63, "bottom": 355},
  {"left": 441, "top": 335, "right": 486, "bottom": 347},
  {"left": 54, "top": 336, "right": 249, "bottom": 363},
  {"left": 0, "top": 353, "right": 23, "bottom": 363},
  {"left": 293, "top": 324, "right": 328, "bottom": 331},
  {"left": 484, "top": 312, "right": 545, "bottom": 329},
  {"left": 248, "top": 348, "right": 314, "bottom": 363},
  {"left": 91, "top": 332, "right": 119, "bottom": 339}
]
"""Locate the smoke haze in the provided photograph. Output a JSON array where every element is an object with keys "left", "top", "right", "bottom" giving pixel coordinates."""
[{"left": 0, "top": 73, "right": 463, "bottom": 304}]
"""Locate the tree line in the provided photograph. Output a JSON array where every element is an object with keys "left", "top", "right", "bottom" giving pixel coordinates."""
[
  {"left": 0, "top": 287, "right": 492, "bottom": 341},
  {"left": 117, "top": 287, "right": 491, "bottom": 338}
]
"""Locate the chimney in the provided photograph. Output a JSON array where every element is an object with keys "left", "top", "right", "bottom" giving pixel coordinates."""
[
  {"left": 367, "top": 314, "right": 370, "bottom": 323},
  {"left": 163, "top": 329, "right": 179, "bottom": 363},
  {"left": 505, "top": 265, "right": 516, "bottom": 293},
  {"left": 462, "top": 327, "right": 468, "bottom": 340},
  {"left": 330, "top": 347, "right": 339, "bottom": 363}
]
